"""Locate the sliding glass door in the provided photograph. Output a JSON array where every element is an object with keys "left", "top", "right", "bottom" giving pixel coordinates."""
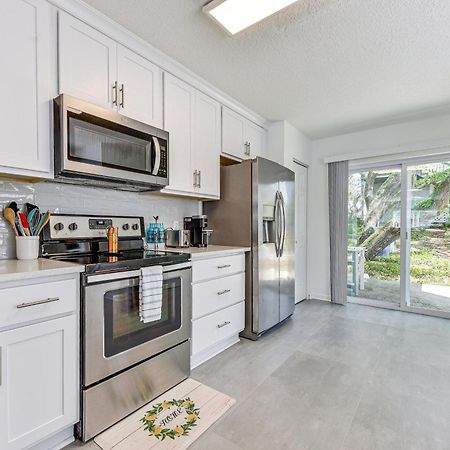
[
  {"left": 348, "top": 166, "right": 402, "bottom": 307},
  {"left": 348, "top": 156, "right": 450, "bottom": 318},
  {"left": 405, "top": 161, "right": 450, "bottom": 313}
]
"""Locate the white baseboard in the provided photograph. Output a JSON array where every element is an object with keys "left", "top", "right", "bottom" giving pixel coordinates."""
[
  {"left": 191, "top": 335, "right": 240, "bottom": 369},
  {"left": 308, "top": 293, "right": 331, "bottom": 302},
  {"left": 28, "top": 426, "right": 75, "bottom": 450}
]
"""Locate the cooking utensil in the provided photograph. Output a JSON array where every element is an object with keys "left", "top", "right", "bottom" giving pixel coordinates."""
[
  {"left": 18, "top": 212, "right": 30, "bottom": 236},
  {"left": 27, "top": 208, "right": 40, "bottom": 235},
  {"left": 15, "top": 218, "right": 26, "bottom": 236},
  {"left": 8, "top": 201, "right": 19, "bottom": 213},
  {"left": 3, "top": 207, "right": 19, "bottom": 236},
  {"left": 35, "top": 211, "right": 50, "bottom": 236},
  {"left": 24, "top": 202, "right": 39, "bottom": 215}
]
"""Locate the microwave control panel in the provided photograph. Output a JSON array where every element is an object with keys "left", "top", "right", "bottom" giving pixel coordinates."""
[{"left": 157, "top": 141, "right": 168, "bottom": 178}]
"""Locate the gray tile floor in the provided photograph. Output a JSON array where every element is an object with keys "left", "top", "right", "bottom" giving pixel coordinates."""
[{"left": 66, "top": 300, "right": 450, "bottom": 449}]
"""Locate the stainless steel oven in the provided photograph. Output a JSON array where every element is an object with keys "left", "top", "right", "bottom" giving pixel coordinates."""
[
  {"left": 80, "top": 262, "right": 191, "bottom": 441},
  {"left": 54, "top": 94, "right": 169, "bottom": 191}
]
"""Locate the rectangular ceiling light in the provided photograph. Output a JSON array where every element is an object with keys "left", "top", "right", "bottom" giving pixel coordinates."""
[{"left": 203, "top": 0, "right": 299, "bottom": 35}]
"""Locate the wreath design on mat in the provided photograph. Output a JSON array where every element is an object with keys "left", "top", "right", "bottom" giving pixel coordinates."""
[{"left": 140, "top": 398, "right": 200, "bottom": 440}]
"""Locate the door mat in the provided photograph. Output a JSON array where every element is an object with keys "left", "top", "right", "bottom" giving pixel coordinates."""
[{"left": 94, "top": 378, "right": 235, "bottom": 449}]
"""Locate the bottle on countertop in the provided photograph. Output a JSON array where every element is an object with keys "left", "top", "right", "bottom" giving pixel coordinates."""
[{"left": 107, "top": 226, "right": 119, "bottom": 253}]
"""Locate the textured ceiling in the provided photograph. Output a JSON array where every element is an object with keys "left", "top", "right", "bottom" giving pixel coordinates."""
[{"left": 83, "top": 0, "right": 450, "bottom": 139}]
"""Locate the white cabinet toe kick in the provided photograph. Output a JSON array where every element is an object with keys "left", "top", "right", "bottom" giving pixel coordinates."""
[{"left": 190, "top": 252, "right": 246, "bottom": 368}]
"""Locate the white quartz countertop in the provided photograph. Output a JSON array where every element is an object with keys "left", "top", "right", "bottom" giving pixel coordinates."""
[
  {"left": 163, "top": 245, "right": 250, "bottom": 259},
  {"left": 0, "top": 258, "right": 84, "bottom": 283}
]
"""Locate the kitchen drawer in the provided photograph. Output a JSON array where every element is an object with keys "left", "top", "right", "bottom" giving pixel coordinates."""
[
  {"left": 0, "top": 278, "right": 77, "bottom": 330},
  {"left": 192, "top": 301, "right": 244, "bottom": 355},
  {"left": 192, "top": 254, "right": 245, "bottom": 283},
  {"left": 192, "top": 273, "right": 245, "bottom": 319}
]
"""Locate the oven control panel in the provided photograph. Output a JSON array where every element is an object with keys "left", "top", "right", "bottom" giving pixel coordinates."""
[{"left": 47, "top": 214, "right": 143, "bottom": 240}]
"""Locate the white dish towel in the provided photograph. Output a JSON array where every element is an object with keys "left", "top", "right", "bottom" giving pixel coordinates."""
[{"left": 139, "top": 265, "right": 163, "bottom": 323}]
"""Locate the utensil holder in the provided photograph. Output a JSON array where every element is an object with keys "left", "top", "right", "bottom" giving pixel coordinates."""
[{"left": 16, "top": 236, "right": 40, "bottom": 260}]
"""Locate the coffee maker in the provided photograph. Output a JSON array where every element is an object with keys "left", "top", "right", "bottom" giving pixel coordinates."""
[{"left": 184, "top": 215, "right": 212, "bottom": 247}]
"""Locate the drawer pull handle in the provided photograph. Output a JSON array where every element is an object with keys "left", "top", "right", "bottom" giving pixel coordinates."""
[
  {"left": 217, "top": 264, "right": 231, "bottom": 269},
  {"left": 217, "top": 321, "right": 231, "bottom": 328},
  {"left": 16, "top": 297, "right": 60, "bottom": 309},
  {"left": 217, "top": 289, "right": 231, "bottom": 296}
]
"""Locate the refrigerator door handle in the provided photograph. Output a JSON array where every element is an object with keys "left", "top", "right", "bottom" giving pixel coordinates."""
[
  {"left": 274, "top": 192, "right": 280, "bottom": 257},
  {"left": 279, "top": 192, "right": 286, "bottom": 257}
]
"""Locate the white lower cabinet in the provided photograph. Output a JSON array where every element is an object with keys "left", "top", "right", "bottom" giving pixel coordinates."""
[
  {"left": 190, "top": 253, "right": 246, "bottom": 368},
  {"left": 0, "top": 275, "right": 79, "bottom": 450}
]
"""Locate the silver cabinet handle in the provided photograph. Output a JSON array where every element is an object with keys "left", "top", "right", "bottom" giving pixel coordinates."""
[
  {"left": 217, "top": 289, "right": 231, "bottom": 295},
  {"left": 112, "top": 81, "right": 118, "bottom": 106},
  {"left": 193, "top": 170, "right": 198, "bottom": 187},
  {"left": 119, "top": 83, "right": 125, "bottom": 108},
  {"left": 16, "top": 297, "right": 60, "bottom": 309},
  {"left": 198, "top": 170, "right": 201, "bottom": 188},
  {"left": 217, "top": 321, "right": 231, "bottom": 328},
  {"left": 217, "top": 264, "right": 231, "bottom": 269}
]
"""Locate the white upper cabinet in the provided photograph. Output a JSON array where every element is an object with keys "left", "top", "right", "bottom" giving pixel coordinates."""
[
  {"left": 163, "top": 73, "right": 220, "bottom": 199},
  {"left": 117, "top": 46, "right": 163, "bottom": 127},
  {"left": 163, "top": 73, "right": 195, "bottom": 194},
  {"left": 222, "top": 107, "right": 246, "bottom": 159},
  {"left": 0, "top": 0, "right": 52, "bottom": 178},
  {"left": 58, "top": 12, "right": 163, "bottom": 127},
  {"left": 192, "top": 91, "right": 221, "bottom": 197},
  {"left": 222, "top": 106, "right": 266, "bottom": 160},
  {"left": 59, "top": 12, "right": 117, "bottom": 110},
  {"left": 246, "top": 119, "right": 266, "bottom": 158}
]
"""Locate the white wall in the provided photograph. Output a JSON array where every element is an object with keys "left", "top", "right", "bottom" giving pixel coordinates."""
[
  {"left": 267, "top": 121, "right": 311, "bottom": 168},
  {"left": 307, "top": 112, "right": 450, "bottom": 301}
]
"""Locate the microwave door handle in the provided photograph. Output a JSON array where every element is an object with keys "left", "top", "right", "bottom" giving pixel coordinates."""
[
  {"left": 145, "top": 140, "right": 152, "bottom": 173},
  {"left": 151, "top": 136, "right": 161, "bottom": 176}
]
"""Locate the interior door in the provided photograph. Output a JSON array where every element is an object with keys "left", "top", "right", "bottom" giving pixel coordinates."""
[
  {"left": 117, "top": 45, "right": 163, "bottom": 127},
  {"left": 254, "top": 158, "right": 281, "bottom": 334},
  {"left": 294, "top": 163, "right": 308, "bottom": 302},
  {"left": 58, "top": 12, "right": 117, "bottom": 109},
  {"left": 278, "top": 167, "right": 296, "bottom": 320},
  {"left": 192, "top": 91, "right": 221, "bottom": 197}
]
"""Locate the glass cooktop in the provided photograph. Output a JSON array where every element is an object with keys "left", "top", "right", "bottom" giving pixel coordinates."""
[{"left": 48, "top": 249, "right": 190, "bottom": 273}]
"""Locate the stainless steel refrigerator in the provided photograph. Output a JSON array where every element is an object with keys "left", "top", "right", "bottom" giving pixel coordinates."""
[{"left": 205, "top": 157, "right": 295, "bottom": 340}]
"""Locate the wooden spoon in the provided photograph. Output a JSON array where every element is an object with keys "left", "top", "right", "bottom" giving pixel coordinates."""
[{"left": 3, "top": 207, "right": 19, "bottom": 236}]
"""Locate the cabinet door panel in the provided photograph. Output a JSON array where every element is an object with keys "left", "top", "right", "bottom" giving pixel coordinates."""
[
  {"left": 222, "top": 106, "right": 246, "bottom": 159},
  {"left": 0, "top": 316, "right": 77, "bottom": 450},
  {"left": 246, "top": 121, "right": 265, "bottom": 158},
  {"left": 117, "top": 46, "right": 163, "bottom": 127},
  {"left": 193, "top": 92, "right": 220, "bottom": 197},
  {"left": 0, "top": 0, "right": 51, "bottom": 174},
  {"left": 58, "top": 12, "right": 117, "bottom": 109},
  {"left": 162, "top": 73, "right": 194, "bottom": 193}
]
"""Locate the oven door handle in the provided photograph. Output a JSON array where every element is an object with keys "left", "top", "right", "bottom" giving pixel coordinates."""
[{"left": 85, "top": 262, "right": 192, "bottom": 284}]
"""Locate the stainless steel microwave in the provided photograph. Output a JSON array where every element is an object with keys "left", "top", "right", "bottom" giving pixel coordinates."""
[{"left": 53, "top": 94, "right": 169, "bottom": 191}]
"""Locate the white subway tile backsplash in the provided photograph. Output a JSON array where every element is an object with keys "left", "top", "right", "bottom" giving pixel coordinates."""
[{"left": 0, "top": 178, "right": 198, "bottom": 259}]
